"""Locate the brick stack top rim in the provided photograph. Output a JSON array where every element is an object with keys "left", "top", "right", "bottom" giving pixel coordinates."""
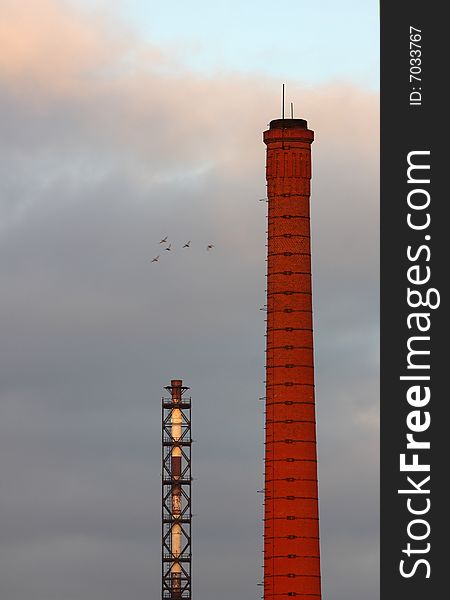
[{"left": 264, "top": 118, "right": 314, "bottom": 145}]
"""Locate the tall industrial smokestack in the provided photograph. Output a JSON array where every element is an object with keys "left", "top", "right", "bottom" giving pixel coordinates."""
[
  {"left": 162, "top": 380, "right": 192, "bottom": 599},
  {"left": 263, "top": 118, "right": 322, "bottom": 599}
]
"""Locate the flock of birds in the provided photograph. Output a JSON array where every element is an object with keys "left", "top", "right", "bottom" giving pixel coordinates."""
[
  {"left": 151, "top": 237, "right": 215, "bottom": 262},
  {"left": 151, "top": 197, "right": 267, "bottom": 262}
]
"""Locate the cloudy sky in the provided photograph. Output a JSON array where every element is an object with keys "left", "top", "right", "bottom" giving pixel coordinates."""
[{"left": 0, "top": 1, "right": 379, "bottom": 599}]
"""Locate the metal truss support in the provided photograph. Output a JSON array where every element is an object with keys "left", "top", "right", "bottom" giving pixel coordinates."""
[{"left": 162, "top": 380, "right": 192, "bottom": 600}]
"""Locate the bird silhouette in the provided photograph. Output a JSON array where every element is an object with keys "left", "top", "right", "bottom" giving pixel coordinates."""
[
  {"left": 159, "top": 236, "right": 168, "bottom": 244},
  {"left": 183, "top": 241, "right": 191, "bottom": 248},
  {"left": 165, "top": 244, "right": 172, "bottom": 251},
  {"left": 206, "top": 244, "right": 215, "bottom": 251},
  {"left": 151, "top": 255, "right": 160, "bottom": 262}
]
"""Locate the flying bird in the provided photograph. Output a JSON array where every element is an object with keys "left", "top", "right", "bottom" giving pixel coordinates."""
[
  {"left": 159, "top": 236, "right": 168, "bottom": 244},
  {"left": 151, "top": 255, "right": 160, "bottom": 262},
  {"left": 165, "top": 244, "right": 172, "bottom": 251},
  {"left": 183, "top": 241, "right": 191, "bottom": 248},
  {"left": 206, "top": 244, "right": 215, "bottom": 251}
]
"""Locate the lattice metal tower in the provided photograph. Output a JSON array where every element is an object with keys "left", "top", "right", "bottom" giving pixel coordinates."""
[{"left": 161, "top": 379, "right": 192, "bottom": 599}]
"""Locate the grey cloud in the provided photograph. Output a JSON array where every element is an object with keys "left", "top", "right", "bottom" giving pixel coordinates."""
[{"left": 0, "top": 3, "right": 378, "bottom": 599}]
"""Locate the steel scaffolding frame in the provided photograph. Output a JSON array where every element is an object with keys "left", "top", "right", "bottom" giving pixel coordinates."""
[{"left": 161, "top": 381, "right": 192, "bottom": 600}]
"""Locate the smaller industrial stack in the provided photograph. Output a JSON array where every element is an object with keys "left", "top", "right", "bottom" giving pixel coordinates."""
[{"left": 161, "top": 380, "right": 192, "bottom": 599}]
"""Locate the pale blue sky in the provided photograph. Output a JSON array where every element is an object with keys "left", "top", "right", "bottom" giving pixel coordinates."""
[{"left": 81, "top": 0, "right": 379, "bottom": 88}]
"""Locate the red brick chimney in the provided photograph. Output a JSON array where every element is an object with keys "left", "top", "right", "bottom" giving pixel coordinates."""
[{"left": 263, "top": 118, "right": 321, "bottom": 599}]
